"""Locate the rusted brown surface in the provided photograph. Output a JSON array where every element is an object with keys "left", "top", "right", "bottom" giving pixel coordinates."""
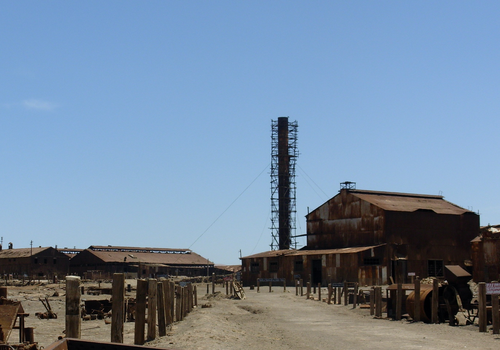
[
  {"left": 243, "top": 188, "right": 479, "bottom": 287},
  {"left": 0, "top": 302, "right": 21, "bottom": 343},
  {"left": 471, "top": 225, "right": 500, "bottom": 282},
  {"left": 305, "top": 189, "right": 479, "bottom": 283},
  {"left": 241, "top": 245, "right": 387, "bottom": 286},
  {"left": 0, "top": 247, "right": 70, "bottom": 278},
  {"left": 70, "top": 246, "right": 213, "bottom": 278}
]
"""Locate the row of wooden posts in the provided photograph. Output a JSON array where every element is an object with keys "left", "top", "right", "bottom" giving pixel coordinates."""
[
  {"left": 65, "top": 273, "right": 199, "bottom": 345},
  {"left": 255, "top": 278, "right": 500, "bottom": 335}
]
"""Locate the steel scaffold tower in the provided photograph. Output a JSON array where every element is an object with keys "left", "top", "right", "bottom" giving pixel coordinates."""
[{"left": 270, "top": 117, "right": 298, "bottom": 250}]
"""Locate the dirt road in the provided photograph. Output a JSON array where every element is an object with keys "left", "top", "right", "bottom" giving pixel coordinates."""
[
  {"left": 11, "top": 283, "right": 500, "bottom": 349},
  {"left": 153, "top": 286, "right": 500, "bottom": 350}
]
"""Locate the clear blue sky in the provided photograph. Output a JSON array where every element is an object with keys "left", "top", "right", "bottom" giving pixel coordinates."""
[{"left": 1, "top": 2, "right": 499, "bottom": 265}]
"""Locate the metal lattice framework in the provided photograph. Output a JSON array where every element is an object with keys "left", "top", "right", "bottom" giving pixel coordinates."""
[{"left": 270, "top": 117, "right": 298, "bottom": 250}]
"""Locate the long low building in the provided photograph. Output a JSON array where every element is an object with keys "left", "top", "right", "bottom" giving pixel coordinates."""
[
  {"left": 0, "top": 245, "right": 70, "bottom": 280},
  {"left": 241, "top": 245, "right": 387, "bottom": 287},
  {"left": 70, "top": 245, "right": 213, "bottom": 279}
]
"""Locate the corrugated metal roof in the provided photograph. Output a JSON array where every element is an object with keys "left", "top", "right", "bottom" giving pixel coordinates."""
[
  {"left": 89, "top": 246, "right": 190, "bottom": 254},
  {"left": 83, "top": 246, "right": 212, "bottom": 266},
  {"left": 0, "top": 247, "right": 53, "bottom": 258},
  {"left": 241, "top": 244, "right": 386, "bottom": 259},
  {"left": 349, "top": 190, "right": 470, "bottom": 215}
]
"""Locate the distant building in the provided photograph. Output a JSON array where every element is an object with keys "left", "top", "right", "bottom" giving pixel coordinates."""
[
  {"left": 241, "top": 188, "right": 479, "bottom": 286},
  {"left": 471, "top": 225, "right": 500, "bottom": 282},
  {"left": 0, "top": 245, "right": 70, "bottom": 279},
  {"left": 57, "top": 247, "right": 84, "bottom": 260},
  {"left": 70, "top": 245, "right": 213, "bottom": 279}
]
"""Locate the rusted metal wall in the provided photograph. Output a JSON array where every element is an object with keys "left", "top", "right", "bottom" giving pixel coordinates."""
[
  {"left": 0, "top": 248, "right": 70, "bottom": 277},
  {"left": 385, "top": 210, "right": 479, "bottom": 280},
  {"left": 307, "top": 190, "right": 385, "bottom": 249},
  {"left": 471, "top": 228, "right": 500, "bottom": 282},
  {"left": 241, "top": 246, "right": 388, "bottom": 286},
  {"left": 306, "top": 190, "right": 479, "bottom": 283}
]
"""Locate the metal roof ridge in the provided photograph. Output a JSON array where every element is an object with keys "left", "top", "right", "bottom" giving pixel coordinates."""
[{"left": 348, "top": 189, "right": 444, "bottom": 199}]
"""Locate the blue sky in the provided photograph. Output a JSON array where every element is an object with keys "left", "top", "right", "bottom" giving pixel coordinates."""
[{"left": 1, "top": 2, "right": 499, "bottom": 265}]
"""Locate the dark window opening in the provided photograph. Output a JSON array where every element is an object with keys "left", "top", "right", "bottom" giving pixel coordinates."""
[
  {"left": 364, "top": 257, "right": 380, "bottom": 266},
  {"left": 44, "top": 258, "right": 48, "bottom": 264},
  {"left": 53, "top": 258, "right": 57, "bottom": 264},
  {"left": 269, "top": 261, "right": 279, "bottom": 273},
  {"left": 428, "top": 260, "right": 444, "bottom": 277},
  {"left": 294, "top": 260, "right": 303, "bottom": 272},
  {"left": 250, "top": 262, "right": 260, "bottom": 273},
  {"left": 34, "top": 258, "right": 38, "bottom": 264}
]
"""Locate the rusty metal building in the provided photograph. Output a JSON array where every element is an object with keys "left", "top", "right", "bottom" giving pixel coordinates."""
[
  {"left": 471, "top": 225, "right": 500, "bottom": 282},
  {"left": 69, "top": 245, "right": 213, "bottom": 279},
  {"left": 0, "top": 246, "right": 70, "bottom": 279},
  {"left": 241, "top": 245, "right": 387, "bottom": 286},
  {"left": 241, "top": 188, "right": 479, "bottom": 286}
]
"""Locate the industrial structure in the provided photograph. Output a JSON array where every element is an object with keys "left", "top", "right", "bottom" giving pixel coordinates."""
[
  {"left": 0, "top": 245, "right": 70, "bottom": 279},
  {"left": 241, "top": 184, "right": 480, "bottom": 286},
  {"left": 69, "top": 245, "right": 213, "bottom": 279},
  {"left": 471, "top": 225, "right": 500, "bottom": 282},
  {"left": 270, "top": 117, "right": 298, "bottom": 250}
]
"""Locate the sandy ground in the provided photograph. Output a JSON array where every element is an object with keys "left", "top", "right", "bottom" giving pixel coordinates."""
[{"left": 5, "top": 281, "right": 500, "bottom": 350}]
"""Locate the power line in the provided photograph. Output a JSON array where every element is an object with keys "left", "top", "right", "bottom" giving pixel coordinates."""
[
  {"left": 188, "top": 163, "right": 270, "bottom": 250},
  {"left": 297, "top": 164, "right": 329, "bottom": 201}
]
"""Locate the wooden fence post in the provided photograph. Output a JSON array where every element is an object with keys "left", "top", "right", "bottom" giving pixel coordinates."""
[
  {"left": 157, "top": 282, "right": 166, "bottom": 337},
  {"left": 257, "top": 279, "right": 260, "bottom": 293},
  {"left": 295, "top": 280, "right": 299, "bottom": 296},
  {"left": 353, "top": 283, "right": 358, "bottom": 309},
  {"left": 432, "top": 279, "right": 439, "bottom": 324},
  {"left": 164, "top": 280, "right": 172, "bottom": 326},
  {"left": 492, "top": 294, "right": 499, "bottom": 335},
  {"left": 478, "top": 282, "right": 487, "bottom": 332},
  {"left": 283, "top": 279, "right": 286, "bottom": 292},
  {"left": 147, "top": 279, "right": 157, "bottom": 341},
  {"left": 269, "top": 281, "right": 272, "bottom": 293},
  {"left": 396, "top": 283, "right": 402, "bottom": 320},
  {"left": 212, "top": 273, "right": 215, "bottom": 294},
  {"left": 169, "top": 281, "right": 175, "bottom": 324},
  {"left": 369, "top": 288, "right": 374, "bottom": 316},
  {"left": 375, "top": 286, "right": 382, "bottom": 318},
  {"left": 194, "top": 285, "right": 198, "bottom": 307},
  {"left": 176, "top": 285, "right": 182, "bottom": 321},
  {"left": 300, "top": 279, "right": 303, "bottom": 296},
  {"left": 134, "top": 279, "right": 147, "bottom": 345},
  {"left": 318, "top": 283, "right": 321, "bottom": 301},
  {"left": 414, "top": 277, "right": 421, "bottom": 322},
  {"left": 65, "top": 276, "right": 81, "bottom": 339},
  {"left": 306, "top": 282, "right": 311, "bottom": 299},
  {"left": 343, "top": 283, "right": 348, "bottom": 306},
  {"left": 111, "top": 273, "right": 125, "bottom": 343},
  {"left": 327, "top": 284, "right": 332, "bottom": 304}
]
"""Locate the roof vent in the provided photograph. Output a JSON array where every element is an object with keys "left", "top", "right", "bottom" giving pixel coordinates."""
[{"left": 340, "top": 181, "right": 356, "bottom": 191}]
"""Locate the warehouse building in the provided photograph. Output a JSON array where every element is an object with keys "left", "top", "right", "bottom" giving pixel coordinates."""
[
  {"left": 241, "top": 188, "right": 479, "bottom": 286},
  {"left": 70, "top": 245, "right": 213, "bottom": 279},
  {"left": 0, "top": 245, "right": 70, "bottom": 280}
]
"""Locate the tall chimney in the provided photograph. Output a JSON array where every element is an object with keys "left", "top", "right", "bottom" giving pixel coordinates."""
[{"left": 270, "top": 117, "right": 298, "bottom": 250}]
